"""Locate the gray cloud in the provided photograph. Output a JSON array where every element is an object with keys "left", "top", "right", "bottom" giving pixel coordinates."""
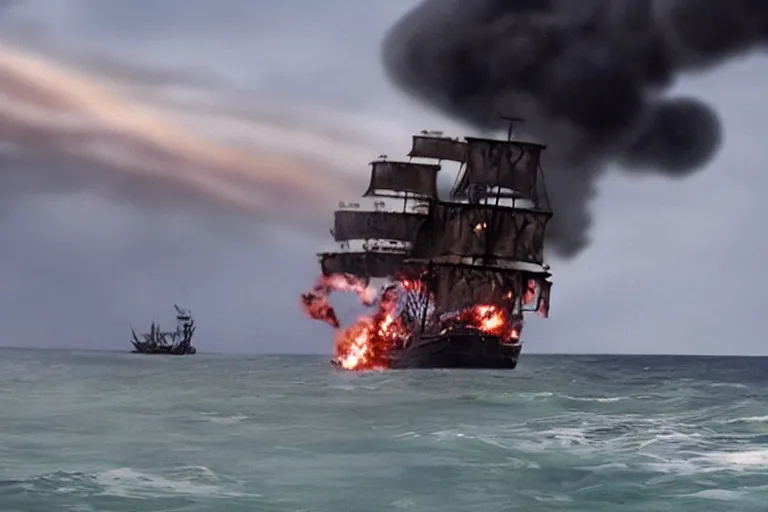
[
  {"left": 0, "top": 191, "right": 327, "bottom": 353},
  {"left": 0, "top": 1, "right": 404, "bottom": 353},
  {"left": 0, "top": 0, "right": 766, "bottom": 356}
]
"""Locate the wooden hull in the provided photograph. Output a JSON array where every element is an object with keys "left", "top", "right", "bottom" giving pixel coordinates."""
[
  {"left": 330, "top": 329, "right": 522, "bottom": 369},
  {"left": 131, "top": 343, "right": 196, "bottom": 355},
  {"left": 387, "top": 330, "right": 521, "bottom": 369}
]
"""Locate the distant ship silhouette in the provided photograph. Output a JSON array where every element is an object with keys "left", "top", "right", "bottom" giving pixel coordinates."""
[{"left": 130, "top": 305, "right": 197, "bottom": 355}]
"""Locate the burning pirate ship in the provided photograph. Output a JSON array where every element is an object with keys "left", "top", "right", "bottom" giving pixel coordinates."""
[
  {"left": 130, "top": 305, "right": 197, "bottom": 355},
  {"left": 301, "top": 118, "right": 552, "bottom": 370}
]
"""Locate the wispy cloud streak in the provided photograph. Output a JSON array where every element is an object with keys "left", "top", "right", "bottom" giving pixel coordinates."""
[{"left": 0, "top": 41, "right": 379, "bottom": 230}]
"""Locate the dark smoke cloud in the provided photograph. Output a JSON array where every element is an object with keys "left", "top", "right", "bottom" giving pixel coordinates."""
[{"left": 382, "top": 0, "right": 767, "bottom": 257}]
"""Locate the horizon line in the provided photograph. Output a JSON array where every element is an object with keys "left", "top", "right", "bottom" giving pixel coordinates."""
[{"left": 0, "top": 346, "right": 766, "bottom": 358}]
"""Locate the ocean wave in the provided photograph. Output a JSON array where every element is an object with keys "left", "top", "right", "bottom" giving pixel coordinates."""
[
  {"left": 516, "top": 391, "right": 554, "bottom": 400},
  {"left": 643, "top": 449, "right": 768, "bottom": 476},
  {"left": 516, "top": 391, "right": 629, "bottom": 403},
  {"left": 5, "top": 352, "right": 768, "bottom": 509},
  {"left": 95, "top": 466, "right": 228, "bottom": 498},
  {"left": 721, "top": 415, "right": 768, "bottom": 424},
  {"left": 199, "top": 412, "right": 249, "bottom": 425},
  {"left": 682, "top": 489, "right": 750, "bottom": 501},
  {"left": 412, "top": 410, "right": 768, "bottom": 481},
  {"left": 1, "top": 465, "right": 255, "bottom": 500},
  {"left": 706, "top": 382, "right": 749, "bottom": 389},
  {"left": 703, "top": 450, "right": 768, "bottom": 469},
  {"left": 561, "top": 395, "right": 628, "bottom": 403}
]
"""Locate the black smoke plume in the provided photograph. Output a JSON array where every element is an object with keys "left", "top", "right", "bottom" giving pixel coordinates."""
[{"left": 383, "top": 0, "right": 766, "bottom": 257}]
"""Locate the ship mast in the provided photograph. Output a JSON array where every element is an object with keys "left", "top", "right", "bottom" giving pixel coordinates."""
[
  {"left": 486, "top": 114, "right": 525, "bottom": 258},
  {"left": 500, "top": 114, "right": 524, "bottom": 143},
  {"left": 315, "top": 114, "right": 553, "bottom": 335},
  {"left": 317, "top": 157, "right": 441, "bottom": 280},
  {"left": 410, "top": 113, "right": 552, "bottom": 334}
]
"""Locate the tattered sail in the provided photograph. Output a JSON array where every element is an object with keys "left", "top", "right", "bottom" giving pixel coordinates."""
[
  {"left": 320, "top": 251, "right": 408, "bottom": 279},
  {"left": 408, "top": 135, "right": 467, "bottom": 162},
  {"left": 319, "top": 158, "right": 439, "bottom": 279},
  {"left": 333, "top": 210, "right": 426, "bottom": 242},
  {"left": 130, "top": 305, "right": 197, "bottom": 355},
  {"left": 408, "top": 134, "right": 544, "bottom": 200},
  {"left": 409, "top": 201, "right": 551, "bottom": 264},
  {"left": 310, "top": 116, "right": 555, "bottom": 370},
  {"left": 363, "top": 160, "right": 440, "bottom": 198},
  {"left": 536, "top": 279, "right": 552, "bottom": 318},
  {"left": 425, "top": 263, "right": 522, "bottom": 311},
  {"left": 453, "top": 138, "right": 544, "bottom": 199}
]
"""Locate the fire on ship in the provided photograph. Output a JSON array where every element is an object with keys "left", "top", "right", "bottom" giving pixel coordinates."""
[{"left": 300, "top": 122, "right": 553, "bottom": 370}]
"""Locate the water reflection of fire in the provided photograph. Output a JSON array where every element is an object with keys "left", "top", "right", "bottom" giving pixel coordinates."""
[{"left": 300, "top": 275, "right": 525, "bottom": 371}]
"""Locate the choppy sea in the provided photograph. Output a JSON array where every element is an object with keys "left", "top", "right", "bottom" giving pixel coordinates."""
[{"left": 1, "top": 348, "right": 767, "bottom": 511}]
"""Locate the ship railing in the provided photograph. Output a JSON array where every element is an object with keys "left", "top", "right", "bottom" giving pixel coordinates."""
[
  {"left": 448, "top": 190, "right": 540, "bottom": 211},
  {"left": 317, "top": 238, "right": 412, "bottom": 255},
  {"left": 422, "top": 255, "right": 552, "bottom": 276},
  {"left": 336, "top": 196, "right": 430, "bottom": 215}
]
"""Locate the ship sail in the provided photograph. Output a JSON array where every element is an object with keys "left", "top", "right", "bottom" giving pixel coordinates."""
[
  {"left": 363, "top": 160, "right": 440, "bottom": 198},
  {"left": 308, "top": 115, "right": 554, "bottom": 370},
  {"left": 408, "top": 134, "right": 467, "bottom": 162},
  {"left": 401, "top": 119, "right": 554, "bottom": 335},
  {"left": 318, "top": 159, "right": 439, "bottom": 280},
  {"left": 408, "top": 201, "right": 551, "bottom": 264},
  {"left": 422, "top": 263, "right": 522, "bottom": 311},
  {"left": 408, "top": 261, "right": 551, "bottom": 314},
  {"left": 332, "top": 210, "right": 426, "bottom": 242},
  {"left": 320, "top": 250, "right": 409, "bottom": 279},
  {"left": 129, "top": 305, "right": 197, "bottom": 355},
  {"left": 408, "top": 132, "right": 545, "bottom": 200},
  {"left": 452, "top": 138, "right": 544, "bottom": 200}
]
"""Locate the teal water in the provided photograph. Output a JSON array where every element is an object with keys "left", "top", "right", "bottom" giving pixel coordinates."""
[{"left": 1, "top": 348, "right": 767, "bottom": 511}]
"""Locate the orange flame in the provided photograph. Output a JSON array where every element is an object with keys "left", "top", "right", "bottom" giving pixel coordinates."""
[
  {"left": 300, "top": 275, "right": 523, "bottom": 371},
  {"left": 333, "top": 285, "right": 407, "bottom": 370},
  {"left": 460, "top": 304, "right": 522, "bottom": 343},
  {"left": 333, "top": 313, "right": 402, "bottom": 370}
]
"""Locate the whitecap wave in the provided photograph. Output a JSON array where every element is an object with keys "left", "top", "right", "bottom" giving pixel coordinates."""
[
  {"left": 515, "top": 391, "right": 629, "bottom": 403},
  {"left": 682, "top": 489, "right": 748, "bottom": 501},
  {"left": 721, "top": 415, "right": 768, "bottom": 424},
  {"left": 199, "top": 412, "right": 249, "bottom": 425},
  {"left": 562, "top": 395, "right": 628, "bottom": 403},
  {"left": 94, "top": 467, "right": 225, "bottom": 498},
  {"left": 7, "top": 465, "right": 256, "bottom": 500},
  {"left": 706, "top": 382, "right": 749, "bottom": 389},
  {"left": 703, "top": 449, "right": 768, "bottom": 469},
  {"left": 643, "top": 449, "right": 768, "bottom": 475}
]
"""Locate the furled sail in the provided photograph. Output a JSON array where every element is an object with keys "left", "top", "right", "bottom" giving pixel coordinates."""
[
  {"left": 363, "top": 160, "right": 440, "bottom": 198},
  {"left": 409, "top": 202, "right": 551, "bottom": 264},
  {"left": 408, "top": 135, "right": 467, "bottom": 162},
  {"left": 319, "top": 251, "right": 407, "bottom": 279},
  {"left": 333, "top": 210, "right": 426, "bottom": 242},
  {"left": 452, "top": 138, "right": 543, "bottom": 199}
]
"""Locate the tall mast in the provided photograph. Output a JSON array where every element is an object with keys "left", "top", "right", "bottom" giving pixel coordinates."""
[
  {"left": 485, "top": 114, "right": 526, "bottom": 261},
  {"left": 498, "top": 114, "right": 524, "bottom": 143},
  {"left": 318, "top": 155, "right": 441, "bottom": 280}
]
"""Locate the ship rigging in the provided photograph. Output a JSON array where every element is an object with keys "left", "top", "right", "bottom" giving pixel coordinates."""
[{"left": 305, "top": 116, "right": 553, "bottom": 370}]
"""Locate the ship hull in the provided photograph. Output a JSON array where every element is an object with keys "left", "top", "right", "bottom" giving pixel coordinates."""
[
  {"left": 131, "top": 343, "right": 196, "bottom": 355},
  {"left": 330, "top": 329, "right": 521, "bottom": 370},
  {"left": 387, "top": 331, "right": 521, "bottom": 369}
]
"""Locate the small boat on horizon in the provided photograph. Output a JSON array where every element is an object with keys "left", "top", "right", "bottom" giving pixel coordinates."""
[{"left": 130, "top": 305, "right": 197, "bottom": 355}]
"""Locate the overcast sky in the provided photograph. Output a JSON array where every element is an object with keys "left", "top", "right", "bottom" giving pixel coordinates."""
[{"left": 0, "top": 0, "right": 766, "bottom": 356}]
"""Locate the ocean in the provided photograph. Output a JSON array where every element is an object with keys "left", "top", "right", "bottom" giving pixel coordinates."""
[{"left": 0, "top": 349, "right": 766, "bottom": 511}]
